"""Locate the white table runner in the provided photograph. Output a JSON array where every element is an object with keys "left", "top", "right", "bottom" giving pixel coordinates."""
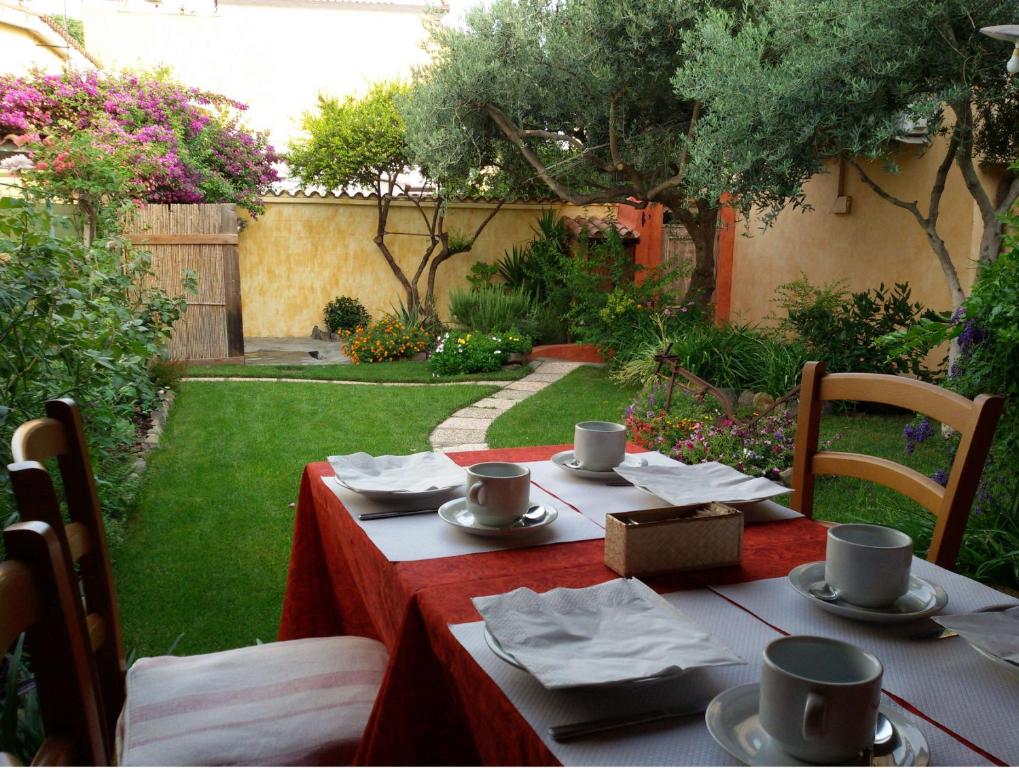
[
  {"left": 713, "top": 558, "right": 1019, "bottom": 764},
  {"left": 524, "top": 452, "right": 802, "bottom": 526},
  {"left": 322, "top": 476, "right": 604, "bottom": 561},
  {"left": 451, "top": 588, "right": 990, "bottom": 766}
]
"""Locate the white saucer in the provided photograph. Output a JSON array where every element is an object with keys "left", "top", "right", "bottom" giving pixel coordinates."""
[
  {"left": 336, "top": 478, "right": 461, "bottom": 504},
  {"left": 788, "top": 561, "right": 948, "bottom": 623},
  {"left": 551, "top": 450, "right": 648, "bottom": 480},
  {"left": 482, "top": 626, "right": 687, "bottom": 688},
  {"left": 437, "top": 498, "right": 557, "bottom": 537},
  {"left": 705, "top": 683, "right": 930, "bottom": 766}
]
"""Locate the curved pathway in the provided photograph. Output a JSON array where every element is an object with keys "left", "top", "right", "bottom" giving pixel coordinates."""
[{"left": 429, "top": 360, "right": 585, "bottom": 452}]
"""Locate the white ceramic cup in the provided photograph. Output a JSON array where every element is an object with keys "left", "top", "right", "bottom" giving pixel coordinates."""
[
  {"left": 466, "top": 462, "right": 530, "bottom": 527},
  {"left": 824, "top": 523, "right": 913, "bottom": 608},
  {"left": 759, "top": 635, "right": 884, "bottom": 764},
  {"left": 574, "top": 421, "right": 627, "bottom": 471}
]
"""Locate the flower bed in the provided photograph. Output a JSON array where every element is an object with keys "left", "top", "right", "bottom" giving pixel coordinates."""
[
  {"left": 343, "top": 316, "right": 431, "bottom": 363},
  {"left": 430, "top": 332, "right": 532, "bottom": 375}
]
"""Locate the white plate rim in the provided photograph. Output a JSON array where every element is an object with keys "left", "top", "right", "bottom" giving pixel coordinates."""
[
  {"left": 550, "top": 449, "right": 648, "bottom": 479},
  {"left": 437, "top": 497, "right": 558, "bottom": 537},
  {"left": 705, "top": 682, "right": 930, "bottom": 767},
  {"left": 335, "top": 477, "right": 462, "bottom": 501},
  {"left": 788, "top": 561, "right": 948, "bottom": 623}
]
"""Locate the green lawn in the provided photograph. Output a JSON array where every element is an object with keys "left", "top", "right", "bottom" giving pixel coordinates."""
[
  {"left": 115, "top": 379, "right": 496, "bottom": 657},
  {"left": 488, "top": 367, "right": 640, "bottom": 447},
  {"left": 186, "top": 360, "right": 531, "bottom": 383}
]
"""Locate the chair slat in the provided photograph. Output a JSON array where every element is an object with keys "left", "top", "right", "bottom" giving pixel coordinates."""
[
  {"left": 811, "top": 452, "right": 944, "bottom": 512},
  {"left": 819, "top": 373, "right": 975, "bottom": 432},
  {"left": 10, "top": 419, "right": 66, "bottom": 464},
  {"left": 30, "top": 736, "right": 75, "bottom": 767},
  {"left": 66, "top": 522, "right": 92, "bottom": 563},
  {"left": 86, "top": 614, "right": 107, "bottom": 653},
  {"left": 0, "top": 561, "right": 42, "bottom": 656}
]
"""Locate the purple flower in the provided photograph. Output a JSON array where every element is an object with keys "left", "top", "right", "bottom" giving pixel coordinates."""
[{"left": 931, "top": 469, "right": 949, "bottom": 487}]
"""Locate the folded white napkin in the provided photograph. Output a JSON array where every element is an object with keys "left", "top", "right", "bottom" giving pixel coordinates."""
[
  {"left": 327, "top": 451, "right": 465, "bottom": 493},
  {"left": 613, "top": 461, "right": 789, "bottom": 506},
  {"left": 473, "top": 578, "right": 743, "bottom": 689},
  {"left": 933, "top": 606, "right": 1019, "bottom": 663}
]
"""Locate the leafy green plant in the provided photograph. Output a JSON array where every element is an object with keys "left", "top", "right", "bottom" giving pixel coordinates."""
[
  {"left": 323, "top": 296, "right": 370, "bottom": 335},
  {"left": 448, "top": 286, "right": 534, "bottom": 334},
  {"left": 0, "top": 198, "right": 185, "bottom": 526},
  {"left": 466, "top": 261, "right": 500, "bottom": 289},
  {"left": 342, "top": 315, "right": 431, "bottom": 364},
  {"left": 615, "top": 317, "right": 810, "bottom": 396},
  {"left": 430, "top": 331, "right": 532, "bottom": 376},
  {"left": 774, "top": 277, "right": 934, "bottom": 377}
]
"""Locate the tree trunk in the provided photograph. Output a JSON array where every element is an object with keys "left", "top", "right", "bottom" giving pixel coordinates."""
[
  {"left": 669, "top": 198, "right": 718, "bottom": 309},
  {"left": 372, "top": 195, "right": 416, "bottom": 310}
]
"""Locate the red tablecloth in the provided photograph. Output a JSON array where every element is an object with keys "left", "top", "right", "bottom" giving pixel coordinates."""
[{"left": 278, "top": 446, "right": 829, "bottom": 765}]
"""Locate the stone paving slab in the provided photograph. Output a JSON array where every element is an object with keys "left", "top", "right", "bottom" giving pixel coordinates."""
[
  {"left": 440, "top": 416, "right": 495, "bottom": 430},
  {"left": 470, "top": 398, "right": 517, "bottom": 411},
  {"left": 441, "top": 443, "right": 489, "bottom": 453},
  {"left": 528, "top": 360, "right": 584, "bottom": 374},
  {"left": 455, "top": 407, "right": 504, "bottom": 419},
  {"left": 431, "top": 428, "right": 489, "bottom": 444},
  {"left": 491, "top": 388, "right": 535, "bottom": 401},
  {"left": 505, "top": 380, "right": 549, "bottom": 392},
  {"left": 524, "top": 373, "right": 566, "bottom": 383}
]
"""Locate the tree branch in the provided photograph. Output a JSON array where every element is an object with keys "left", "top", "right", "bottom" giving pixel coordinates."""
[
  {"left": 608, "top": 93, "right": 622, "bottom": 171},
  {"left": 927, "top": 128, "right": 960, "bottom": 229},
  {"left": 483, "top": 103, "right": 634, "bottom": 203},
  {"left": 847, "top": 158, "right": 925, "bottom": 224},
  {"left": 519, "top": 128, "right": 586, "bottom": 153},
  {"left": 949, "top": 102, "right": 995, "bottom": 225}
]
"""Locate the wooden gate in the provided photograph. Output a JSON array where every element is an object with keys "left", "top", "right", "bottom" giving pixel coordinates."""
[
  {"left": 126, "top": 204, "right": 244, "bottom": 363},
  {"left": 662, "top": 222, "right": 696, "bottom": 298}
]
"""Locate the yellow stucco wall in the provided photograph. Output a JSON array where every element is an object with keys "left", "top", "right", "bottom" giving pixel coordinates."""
[
  {"left": 729, "top": 141, "right": 989, "bottom": 324},
  {"left": 238, "top": 197, "right": 609, "bottom": 337},
  {"left": 0, "top": 4, "right": 92, "bottom": 75}
]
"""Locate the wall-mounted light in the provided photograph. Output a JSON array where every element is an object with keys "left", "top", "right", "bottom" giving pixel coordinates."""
[{"left": 980, "top": 25, "right": 1019, "bottom": 75}]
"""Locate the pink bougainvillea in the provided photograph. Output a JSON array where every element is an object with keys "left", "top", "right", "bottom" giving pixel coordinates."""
[{"left": 0, "top": 70, "right": 279, "bottom": 214}]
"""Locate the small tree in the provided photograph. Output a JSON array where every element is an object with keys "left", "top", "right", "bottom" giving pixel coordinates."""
[
  {"left": 674, "top": 0, "right": 1019, "bottom": 323},
  {"left": 404, "top": 0, "right": 719, "bottom": 307},
  {"left": 288, "top": 82, "right": 503, "bottom": 313}
]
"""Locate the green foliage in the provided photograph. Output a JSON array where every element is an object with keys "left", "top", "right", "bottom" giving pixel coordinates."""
[
  {"left": 342, "top": 315, "right": 431, "bottom": 364},
  {"left": 47, "top": 15, "right": 85, "bottom": 44},
  {"left": 323, "top": 296, "right": 370, "bottom": 335},
  {"left": 0, "top": 198, "right": 185, "bottom": 525},
  {"left": 288, "top": 82, "right": 410, "bottom": 191},
  {"left": 430, "top": 331, "right": 531, "bottom": 376},
  {"left": 615, "top": 318, "right": 812, "bottom": 397},
  {"left": 674, "top": 0, "right": 1019, "bottom": 218},
  {"left": 448, "top": 286, "right": 534, "bottom": 334},
  {"left": 774, "top": 277, "right": 934, "bottom": 377},
  {"left": 406, "top": 0, "right": 703, "bottom": 204},
  {"left": 466, "top": 261, "right": 501, "bottom": 289}
]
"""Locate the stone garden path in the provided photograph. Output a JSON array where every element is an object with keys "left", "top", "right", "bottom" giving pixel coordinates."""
[{"left": 429, "top": 359, "right": 585, "bottom": 452}]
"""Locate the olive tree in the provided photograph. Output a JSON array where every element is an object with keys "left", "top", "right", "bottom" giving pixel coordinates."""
[
  {"left": 674, "top": 0, "right": 1019, "bottom": 316},
  {"left": 404, "top": 0, "right": 721, "bottom": 307},
  {"left": 288, "top": 82, "right": 503, "bottom": 312}
]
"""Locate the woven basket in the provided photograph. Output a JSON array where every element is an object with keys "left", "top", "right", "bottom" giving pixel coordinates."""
[{"left": 604, "top": 502, "right": 743, "bottom": 577}]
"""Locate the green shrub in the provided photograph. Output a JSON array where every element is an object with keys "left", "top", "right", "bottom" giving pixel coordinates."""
[
  {"left": 448, "top": 286, "right": 534, "bottom": 334},
  {"left": 323, "top": 296, "right": 370, "bottom": 335},
  {"left": 774, "top": 277, "right": 934, "bottom": 377},
  {"left": 430, "top": 331, "right": 532, "bottom": 375},
  {"left": 0, "top": 198, "right": 185, "bottom": 526},
  {"left": 466, "top": 261, "right": 501, "bottom": 289},
  {"left": 615, "top": 318, "right": 811, "bottom": 396},
  {"left": 342, "top": 315, "right": 431, "bottom": 363}
]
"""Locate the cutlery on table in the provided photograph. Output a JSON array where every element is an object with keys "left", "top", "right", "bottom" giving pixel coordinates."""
[
  {"left": 548, "top": 705, "right": 705, "bottom": 742},
  {"left": 358, "top": 507, "right": 438, "bottom": 521}
]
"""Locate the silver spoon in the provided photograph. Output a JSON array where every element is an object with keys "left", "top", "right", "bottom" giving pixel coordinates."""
[
  {"left": 511, "top": 505, "right": 546, "bottom": 527},
  {"left": 808, "top": 581, "right": 841, "bottom": 603}
]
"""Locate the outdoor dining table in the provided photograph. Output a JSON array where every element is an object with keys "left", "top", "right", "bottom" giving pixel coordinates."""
[{"left": 278, "top": 444, "right": 1019, "bottom": 767}]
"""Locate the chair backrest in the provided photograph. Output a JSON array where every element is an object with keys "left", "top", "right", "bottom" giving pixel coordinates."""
[
  {"left": 0, "top": 521, "right": 107, "bottom": 765},
  {"left": 8, "top": 399, "right": 125, "bottom": 756},
  {"left": 791, "top": 361, "right": 1004, "bottom": 569}
]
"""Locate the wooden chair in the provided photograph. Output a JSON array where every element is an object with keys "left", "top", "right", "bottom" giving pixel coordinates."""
[
  {"left": 0, "top": 520, "right": 107, "bottom": 765},
  {"left": 8, "top": 399, "right": 388, "bottom": 766},
  {"left": 790, "top": 361, "right": 1004, "bottom": 569}
]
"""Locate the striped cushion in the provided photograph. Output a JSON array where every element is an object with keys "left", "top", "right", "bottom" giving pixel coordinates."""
[{"left": 118, "top": 636, "right": 387, "bottom": 766}]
